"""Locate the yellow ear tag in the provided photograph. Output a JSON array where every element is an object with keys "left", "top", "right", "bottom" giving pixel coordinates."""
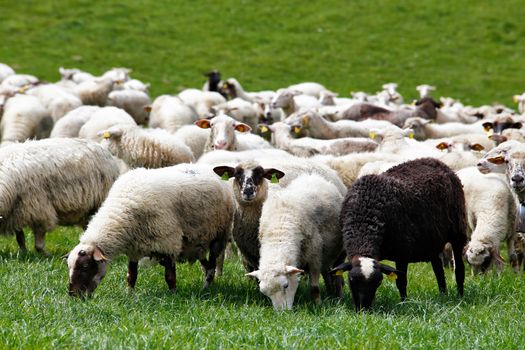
[
  {"left": 221, "top": 173, "right": 229, "bottom": 181},
  {"left": 409, "top": 132, "right": 414, "bottom": 139},
  {"left": 260, "top": 126, "right": 269, "bottom": 133},
  {"left": 335, "top": 270, "right": 344, "bottom": 276},
  {"left": 387, "top": 272, "right": 398, "bottom": 281},
  {"left": 294, "top": 126, "right": 301, "bottom": 134},
  {"left": 102, "top": 131, "right": 111, "bottom": 139},
  {"left": 303, "top": 117, "right": 309, "bottom": 126},
  {"left": 369, "top": 131, "right": 377, "bottom": 139},
  {"left": 271, "top": 173, "right": 279, "bottom": 184}
]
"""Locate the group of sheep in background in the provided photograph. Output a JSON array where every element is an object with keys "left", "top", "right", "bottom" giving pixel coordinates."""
[{"left": 1, "top": 61, "right": 525, "bottom": 311}]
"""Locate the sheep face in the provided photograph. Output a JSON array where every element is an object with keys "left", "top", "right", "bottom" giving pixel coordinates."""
[
  {"left": 195, "top": 114, "right": 251, "bottom": 151},
  {"left": 67, "top": 244, "right": 108, "bottom": 297},
  {"left": 213, "top": 165, "right": 284, "bottom": 203},
  {"left": 507, "top": 152, "right": 525, "bottom": 192},
  {"left": 271, "top": 89, "right": 300, "bottom": 109},
  {"left": 246, "top": 266, "right": 303, "bottom": 310},
  {"left": 464, "top": 241, "right": 505, "bottom": 274},
  {"left": 403, "top": 118, "right": 428, "bottom": 140}
]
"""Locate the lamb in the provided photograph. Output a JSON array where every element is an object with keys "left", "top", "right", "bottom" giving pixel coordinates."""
[
  {"left": 148, "top": 95, "right": 198, "bottom": 133},
  {"left": 98, "top": 125, "right": 195, "bottom": 168},
  {"left": 403, "top": 117, "right": 487, "bottom": 140},
  {"left": 0, "top": 63, "right": 15, "bottom": 83},
  {"left": 333, "top": 158, "right": 467, "bottom": 310},
  {"left": 67, "top": 164, "right": 234, "bottom": 297},
  {"left": 78, "top": 106, "right": 137, "bottom": 140},
  {"left": 246, "top": 173, "right": 345, "bottom": 310},
  {"left": 265, "top": 122, "right": 378, "bottom": 157},
  {"left": 457, "top": 167, "right": 517, "bottom": 274},
  {"left": 194, "top": 114, "right": 271, "bottom": 153},
  {"left": 284, "top": 110, "right": 393, "bottom": 139},
  {"left": 107, "top": 89, "right": 151, "bottom": 125},
  {"left": 26, "top": 84, "right": 83, "bottom": 121},
  {"left": 270, "top": 89, "right": 321, "bottom": 117},
  {"left": 50, "top": 106, "right": 100, "bottom": 138},
  {"left": 0, "top": 138, "right": 120, "bottom": 254},
  {"left": 1, "top": 94, "right": 53, "bottom": 146}
]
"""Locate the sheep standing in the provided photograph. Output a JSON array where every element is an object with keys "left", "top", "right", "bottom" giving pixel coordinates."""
[
  {"left": 247, "top": 174, "right": 344, "bottom": 310},
  {"left": 98, "top": 125, "right": 194, "bottom": 168},
  {"left": 67, "top": 164, "right": 234, "bottom": 297},
  {"left": 333, "top": 158, "right": 467, "bottom": 310},
  {"left": 0, "top": 138, "right": 120, "bottom": 254}
]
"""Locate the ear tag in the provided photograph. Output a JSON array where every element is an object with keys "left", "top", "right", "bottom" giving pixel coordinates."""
[
  {"left": 303, "top": 117, "right": 309, "bottom": 126},
  {"left": 369, "top": 131, "right": 376, "bottom": 139},
  {"left": 387, "top": 272, "right": 398, "bottom": 281},
  {"left": 271, "top": 173, "right": 279, "bottom": 184},
  {"left": 335, "top": 270, "right": 344, "bottom": 276},
  {"left": 260, "top": 125, "right": 269, "bottom": 133},
  {"left": 102, "top": 131, "right": 111, "bottom": 139},
  {"left": 221, "top": 173, "right": 230, "bottom": 181},
  {"left": 293, "top": 126, "right": 301, "bottom": 134},
  {"left": 409, "top": 132, "right": 414, "bottom": 139}
]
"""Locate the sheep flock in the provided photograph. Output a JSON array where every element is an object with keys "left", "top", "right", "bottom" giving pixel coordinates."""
[{"left": 2, "top": 62, "right": 525, "bottom": 311}]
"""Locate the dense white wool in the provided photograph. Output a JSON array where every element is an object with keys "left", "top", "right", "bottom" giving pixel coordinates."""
[
  {"left": 59, "top": 67, "right": 95, "bottom": 84},
  {"left": 101, "top": 67, "right": 131, "bottom": 83},
  {"left": 359, "top": 257, "right": 375, "bottom": 280},
  {"left": 75, "top": 78, "right": 115, "bottom": 106},
  {"left": 148, "top": 95, "right": 198, "bottom": 133},
  {"left": 0, "top": 138, "right": 120, "bottom": 235},
  {"left": 404, "top": 117, "right": 486, "bottom": 139},
  {"left": 78, "top": 164, "right": 234, "bottom": 261},
  {"left": 0, "top": 74, "right": 39, "bottom": 90},
  {"left": 212, "top": 97, "right": 261, "bottom": 129},
  {"left": 50, "top": 106, "right": 100, "bottom": 138},
  {"left": 222, "top": 78, "right": 275, "bottom": 103},
  {"left": 107, "top": 89, "right": 151, "bottom": 125},
  {"left": 26, "top": 84, "right": 82, "bottom": 121},
  {"left": 286, "top": 82, "right": 328, "bottom": 98},
  {"left": 178, "top": 89, "right": 226, "bottom": 117},
  {"left": 78, "top": 106, "right": 137, "bottom": 140},
  {"left": 172, "top": 125, "right": 210, "bottom": 159},
  {"left": 0, "top": 63, "right": 15, "bottom": 83},
  {"left": 100, "top": 125, "right": 195, "bottom": 168},
  {"left": 0, "top": 94, "right": 53, "bottom": 146},
  {"left": 271, "top": 89, "right": 321, "bottom": 116}
]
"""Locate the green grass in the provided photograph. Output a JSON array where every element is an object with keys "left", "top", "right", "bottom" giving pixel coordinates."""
[
  {"left": 1, "top": 228, "right": 525, "bottom": 349},
  {"left": 2, "top": 0, "right": 525, "bottom": 348}
]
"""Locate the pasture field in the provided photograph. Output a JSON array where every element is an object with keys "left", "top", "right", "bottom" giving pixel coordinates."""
[{"left": 2, "top": 0, "right": 525, "bottom": 349}]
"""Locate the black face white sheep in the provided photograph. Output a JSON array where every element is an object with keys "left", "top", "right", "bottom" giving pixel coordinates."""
[{"left": 333, "top": 158, "right": 467, "bottom": 311}]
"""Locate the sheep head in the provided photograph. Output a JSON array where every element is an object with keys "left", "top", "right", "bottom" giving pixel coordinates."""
[
  {"left": 246, "top": 266, "right": 303, "bottom": 310},
  {"left": 67, "top": 243, "right": 109, "bottom": 298}
]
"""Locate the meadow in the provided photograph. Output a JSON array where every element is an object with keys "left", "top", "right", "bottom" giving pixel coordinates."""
[{"left": 1, "top": 0, "right": 525, "bottom": 349}]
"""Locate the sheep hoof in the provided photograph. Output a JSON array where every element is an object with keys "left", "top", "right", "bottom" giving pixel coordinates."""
[{"left": 36, "top": 248, "right": 51, "bottom": 257}]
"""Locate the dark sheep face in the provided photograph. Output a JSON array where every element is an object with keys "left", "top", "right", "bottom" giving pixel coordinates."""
[{"left": 67, "top": 244, "right": 108, "bottom": 298}]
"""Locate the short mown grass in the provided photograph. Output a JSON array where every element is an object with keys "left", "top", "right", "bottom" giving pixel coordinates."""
[{"left": 2, "top": 0, "right": 525, "bottom": 348}]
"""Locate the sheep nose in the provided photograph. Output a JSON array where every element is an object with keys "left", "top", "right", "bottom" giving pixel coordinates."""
[{"left": 512, "top": 174, "right": 524, "bottom": 183}]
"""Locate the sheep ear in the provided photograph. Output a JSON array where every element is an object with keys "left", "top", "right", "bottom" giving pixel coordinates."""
[
  {"left": 93, "top": 247, "right": 107, "bottom": 262},
  {"left": 489, "top": 246, "right": 506, "bottom": 267},
  {"left": 285, "top": 266, "right": 304, "bottom": 275},
  {"left": 292, "top": 125, "right": 302, "bottom": 134},
  {"left": 234, "top": 123, "right": 251, "bottom": 133},
  {"left": 302, "top": 116, "right": 309, "bottom": 126},
  {"left": 469, "top": 143, "right": 485, "bottom": 151},
  {"left": 513, "top": 122, "right": 523, "bottom": 129},
  {"left": 436, "top": 142, "right": 450, "bottom": 151},
  {"left": 263, "top": 168, "right": 285, "bottom": 182},
  {"left": 213, "top": 166, "right": 236, "bottom": 180},
  {"left": 486, "top": 155, "right": 506, "bottom": 165},
  {"left": 97, "top": 127, "right": 122, "bottom": 139},
  {"left": 482, "top": 122, "right": 493, "bottom": 132},
  {"left": 144, "top": 105, "right": 152, "bottom": 113},
  {"left": 245, "top": 270, "right": 260, "bottom": 279},
  {"left": 331, "top": 262, "right": 352, "bottom": 276},
  {"left": 195, "top": 119, "right": 211, "bottom": 129},
  {"left": 379, "top": 263, "right": 401, "bottom": 281},
  {"left": 513, "top": 95, "right": 520, "bottom": 103}
]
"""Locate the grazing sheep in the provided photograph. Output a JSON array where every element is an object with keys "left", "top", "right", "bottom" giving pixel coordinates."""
[
  {"left": 98, "top": 125, "right": 194, "bottom": 168},
  {"left": 107, "top": 89, "right": 151, "bottom": 125},
  {"left": 78, "top": 106, "right": 137, "bottom": 140},
  {"left": 26, "top": 84, "right": 83, "bottom": 121},
  {"left": 194, "top": 114, "right": 271, "bottom": 153},
  {"left": 457, "top": 168, "right": 517, "bottom": 274},
  {"left": 247, "top": 174, "right": 344, "bottom": 309},
  {"left": 1, "top": 94, "right": 53, "bottom": 146},
  {"left": 266, "top": 122, "right": 377, "bottom": 157},
  {"left": 67, "top": 164, "right": 234, "bottom": 297},
  {"left": 50, "top": 106, "right": 100, "bottom": 138},
  {"left": 333, "top": 158, "right": 467, "bottom": 310},
  {"left": 148, "top": 95, "right": 198, "bottom": 133},
  {"left": 0, "top": 63, "right": 15, "bottom": 83},
  {"left": 0, "top": 138, "right": 120, "bottom": 254}
]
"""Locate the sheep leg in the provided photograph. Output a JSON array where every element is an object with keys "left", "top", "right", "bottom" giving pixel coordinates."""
[
  {"left": 33, "top": 229, "right": 49, "bottom": 256},
  {"left": 430, "top": 256, "right": 447, "bottom": 294},
  {"left": 309, "top": 271, "right": 321, "bottom": 304},
  {"left": 160, "top": 256, "right": 176, "bottom": 292},
  {"left": 215, "top": 250, "right": 225, "bottom": 277},
  {"left": 201, "top": 238, "right": 227, "bottom": 289},
  {"left": 15, "top": 229, "right": 27, "bottom": 252},
  {"left": 508, "top": 238, "right": 519, "bottom": 273},
  {"left": 127, "top": 260, "right": 138, "bottom": 290},
  {"left": 452, "top": 244, "right": 465, "bottom": 297},
  {"left": 395, "top": 261, "right": 408, "bottom": 301}
]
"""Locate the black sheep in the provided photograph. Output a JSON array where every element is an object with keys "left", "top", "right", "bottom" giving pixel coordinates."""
[{"left": 333, "top": 158, "right": 467, "bottom": 310}]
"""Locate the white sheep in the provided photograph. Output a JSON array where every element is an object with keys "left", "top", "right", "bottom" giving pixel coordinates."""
[
  {"left": 50, "top": 106, "right": 100, "bottom": 138},
  {"left": 67, "top": 164, "right": 234, "bottom": 297},
  {"left": 0, "top": 94, "right": 53, "bottom": 146},
  {"left": 416, "top": 84, "right": 436, "bottom": 98},
  {"left": 271, "top": 89, "right": 321, "bottom": 117},
  {"left": 220, "top": 78, "right": 275, "bottom": 103},
  {"left": 1, "top": 74, "right": 39, "bottom": 91},
  {"left": 100, "top": 67, "right": 131, "bottom": 83},
  {"left": 172, "top": 125, "right": 210, "bottom": 160},
  {"left": 247, "top": 174, "right": 344, "bottom": 309},
  {"left": 121, "top": 79, "right": 150, "bottom": 93},
  {"left": 0, "top": 138, "right": 120, "bottom": 254},
  {"left": 26, "top": 84, "right": 83, "bottom": 121},
  {"left": 514, "top": 93, "right": 525, "bottom": 114},
  {"left": 78, "top": 106, "right": 137, "bottom": 140},
  {"left": 178, "top": 88, "right": 226, "bottom": 118},
  {"left": 107, "top": 89, "right": 151, "bottom": 125},
  {"left": 58, "top": 67, "right": 95, "bottom": 84},
  {"left": 403, "top": 117, "right": 486, "bottom": 139},
  {"left": 457, "top": 167, "right": 517, "bottom": 274},
  {"left": 211, "top": 97, "right": 261, "bottom": 129},
  {"left": 148, "top": 95, "right": 198, "bottom": 133},
  {"left": 74, "top": 78, "right": 116, "bottom": 106},
  {"left": 0, "top": 63, "right": 15, "bottom": 83},
  {"left": 98, "top": 125, "right": 194, "bottom": 168},
  {"left": 266, "top": 122, "right": 377, "bottom": 157},
  {"left": 286, "top": 82, "right": 328, "bottom": 98}
]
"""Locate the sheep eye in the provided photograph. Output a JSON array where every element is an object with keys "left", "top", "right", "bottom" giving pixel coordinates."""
[{"left": 283, "top": 283, "right": 289, "bottom": 289}]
